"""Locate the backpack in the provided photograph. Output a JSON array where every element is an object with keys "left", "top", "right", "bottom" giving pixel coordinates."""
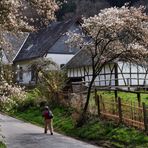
[{"left": 48, "top": 110, "right": 53, "bottom": 119}]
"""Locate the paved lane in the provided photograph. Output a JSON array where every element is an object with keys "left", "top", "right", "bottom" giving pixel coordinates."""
[{"left": 0, "top": 114, "right": 100, "bottom": 148}]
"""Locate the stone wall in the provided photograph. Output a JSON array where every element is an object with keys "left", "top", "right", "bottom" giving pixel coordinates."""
[{"left": 59, "top": 91, "right": 98, "bottom": 115}]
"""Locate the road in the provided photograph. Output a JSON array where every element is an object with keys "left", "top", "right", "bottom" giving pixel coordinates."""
[{"left": 0, "top": 113, "right": 100, "bottom": 148}]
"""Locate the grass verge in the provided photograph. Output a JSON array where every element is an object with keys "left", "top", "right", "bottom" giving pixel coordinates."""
[
  {"left": 0, "top": 142, "right": 6, "bottom": 148},
  {"left": 97, "top": 91, "right": 148, "bottom": 104},
  {"left": 9, "top": 107, "right": 148, "bottom": 148}
]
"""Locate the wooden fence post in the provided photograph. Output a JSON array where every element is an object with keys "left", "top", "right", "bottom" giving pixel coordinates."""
[
  {"left": 118, "top": 97, "right": 122, "bottom": 123},
  {"left": 142, "top": 103, "right": 148, "bottom": 133}
]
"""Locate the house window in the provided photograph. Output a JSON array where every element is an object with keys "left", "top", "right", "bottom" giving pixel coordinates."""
[
  {"left": 25, "top": 44, "right": 33, "bottom": 51},
  {"left": 60, "top": 64, "right": 65, "bottom": 68},
  {"left": 19, "top": 67, "right": 23, "bottom": 82}
]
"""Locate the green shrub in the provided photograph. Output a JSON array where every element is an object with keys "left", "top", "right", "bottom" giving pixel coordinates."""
[{"left": 107, "top": 126, "right": 148, "bottom": 147}]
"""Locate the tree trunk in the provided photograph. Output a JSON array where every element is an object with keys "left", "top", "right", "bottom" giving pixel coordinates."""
[
  {"left": 76, "top": 76, "right": 96, "bottom": 127},
  {"left": 83, "top": 77, "right": 95, "bottom": 114}
]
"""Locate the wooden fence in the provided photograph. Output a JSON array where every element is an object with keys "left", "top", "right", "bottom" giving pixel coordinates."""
[
  {"left": 94, "top": 93, "right": 148, "bottom": 132},
  {"left": 60, "top": 83, "right": 148, "bottom": 132}
]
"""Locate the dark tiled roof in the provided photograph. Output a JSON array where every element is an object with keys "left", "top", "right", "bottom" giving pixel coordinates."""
[
  {"left": 65, "top": 49, "right": 92, "bottom": 68},
  {"left": 65, "top": 49, "right": 122, "bottom": 69},
  {"left": 14, "top": 19, "right": 79, "bottom": 62},
  {"left": 2, "top": 33, "right": 28, "bottom": 62}
]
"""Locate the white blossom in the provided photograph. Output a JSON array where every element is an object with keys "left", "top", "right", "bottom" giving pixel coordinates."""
[{"left": 67, "top": 5, "right": 148, "bottom": 67}]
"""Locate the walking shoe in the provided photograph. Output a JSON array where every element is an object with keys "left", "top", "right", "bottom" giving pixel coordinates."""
[{"left": 51, "top": 133, "right": 53, "bottom": 135}]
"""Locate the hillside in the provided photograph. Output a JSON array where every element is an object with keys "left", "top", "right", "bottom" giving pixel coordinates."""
[
  {"left": 107, "top": 0, "right": 139, "bottom": 6},
  {"left": 56, "top": 0, "right": 148, "bottom": 20},
  {"left": 15, "top": 0, "right": 148, "bottom": 23}
]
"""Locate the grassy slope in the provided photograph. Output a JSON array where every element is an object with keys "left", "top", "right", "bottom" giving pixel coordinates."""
[
  {"left": 97, "top": 91, "right": 148, "bottom": 104},
  {"left": 0, "top": 142, "right": 6, "bottom": 148},
  {"left": 10, "top": 107, "right": 148, "bottom": 148}
]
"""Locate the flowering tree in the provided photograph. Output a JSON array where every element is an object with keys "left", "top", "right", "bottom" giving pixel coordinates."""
[
  {"left": 0, "top": 0, "right": 58, "bottom": 111},
  {"left": 0, "top": 84, "right": 27, "bottom": 112},
  {"left": 0, "top": 0, "right": 58, "bottom": 89},
  {"left": 0, "top": 0, "right": 58, "bottom": 45},
  {"left": 67, "top": 5, "right": 148, "bottom": 123}
]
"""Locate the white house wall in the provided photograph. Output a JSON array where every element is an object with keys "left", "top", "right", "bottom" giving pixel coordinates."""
[
  {"left": 46, "top": 54, "right": 74, "bottom": 67},
  {"left": 68, "top": 64, "right": 115, "bottom": 87},
  {"left": 67, "top": 62, "right": 148, "bottom": 87},
  {"left": 16, "top": 53, "right": 75, "bottom": 84},
  {"left": 117, "top": 62, "right": 148, "bottom": 86},
  {"left": 84, "top": 65, "right": 115, "bottom": 86},
  {"left": 67, "top": 67, "right": 84, "bottom": 78}
]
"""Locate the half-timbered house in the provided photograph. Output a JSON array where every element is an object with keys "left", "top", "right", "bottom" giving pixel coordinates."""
[{"left": 65, "top": 49, "right": 148, "bottom": 91}]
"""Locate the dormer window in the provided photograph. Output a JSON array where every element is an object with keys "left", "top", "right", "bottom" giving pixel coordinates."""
[
  {"left": 26, "top": 44, "right": 33, "bottom": 51},
  {"left": 60, "top": 64, "right": 65, "bottom": 68}
]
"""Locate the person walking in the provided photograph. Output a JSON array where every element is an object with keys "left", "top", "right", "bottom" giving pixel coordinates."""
[{"left": 42, "top": 106, "right": 54, "bottom": 135}]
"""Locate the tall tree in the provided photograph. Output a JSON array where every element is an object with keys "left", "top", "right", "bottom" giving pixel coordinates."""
[
  {"left": 67, "top": 5, "right": 148, "bottom": 125},
  {"left": 0, "top": 0, "right": 58, "bottom": 45}
]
